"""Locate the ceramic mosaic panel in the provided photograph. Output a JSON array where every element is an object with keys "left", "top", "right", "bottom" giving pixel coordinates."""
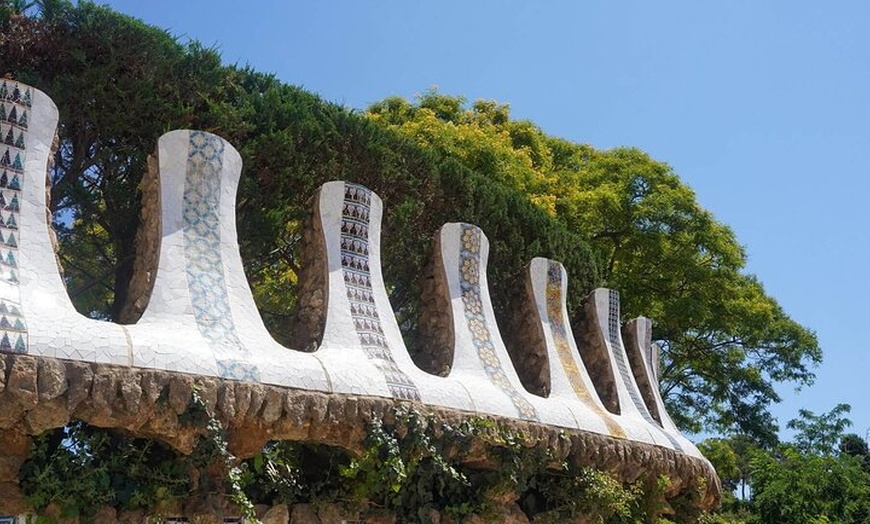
[
  {"left": 545, "top": 262, "right": 625, "bottom": 437},
  {"left": 0, "top": 80, "right": 711, "bottom": 475},
  {"left": 607, "top": 290, "right": 682, "bottom": 451},
  {"left": 0, "top": 81, "right": 30, "bottom": 354},
  {"left": 458, "top": 224, "right": 538, "bottom": 421},
  {"left": 341, "top": 183, "right": 420, "bottom": 401},
  {"left": 183, "top": 131, "right": 259, "bottom": 381},
  {"left": 626, "top": 319, "right": 695, "bottom": 441}
]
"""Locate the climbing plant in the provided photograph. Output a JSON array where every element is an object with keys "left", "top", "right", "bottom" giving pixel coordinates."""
[
  {"left": 20, "top": 421, "right": 191, "bottom": 520},
  {"left": 18, "top": 403, "right": 712, "bottom": 523}
]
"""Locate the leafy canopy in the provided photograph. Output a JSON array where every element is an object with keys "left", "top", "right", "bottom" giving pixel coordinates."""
[
  {"left": 1, "top": 1, "right": 598, "bottom": 346},
  {"left": 368, "top": 90, "right": 821, "bottom": 442},
  {"left": 750, "top": 446, "right": 870, "bottom": 524},
  {"left": 786, "top": 403, "right": 852, "bottom": 456},
  {"left": 3, "top": 1, "right": 821, "bottom": 442}
]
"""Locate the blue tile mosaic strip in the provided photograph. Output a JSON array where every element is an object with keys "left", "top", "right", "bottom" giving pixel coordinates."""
[
  {"left": 0, "top": 81, "right": 30, "bottom": 354},
  {"left": 341, "top": 183, "right": 420, "bottom": 401},
  {"left": 183, "top": 131, "right": 259, "bottom": 382},
  {"left": 0, "top": 516, "right": 16, "bottom": 524},
  {"left": 458, "top": 225, "right": 538, "bottom": 422},
  {"left": 607, "top": 290, "right": 681, "bottom": 450},
  {"left": 216, "top": 359, "right": 261, "bottom": 382}
]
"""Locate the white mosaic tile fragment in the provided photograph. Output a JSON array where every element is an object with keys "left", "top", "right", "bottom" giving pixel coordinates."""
[
  {"left": 8, "top": 82, "right": 129, "bottom": 366},
  {"left": 526, "top": 258, "right": 628, "bottom": 438},
  {"left": 2, "top": 80, "right": 713, "bottom": 468},
  {"left": 433, "top": 223, "right": 580, "bottom": 427},
  {"left": 622, "top": 317, "right": 704, "bottom": 458},
  {"left": 314, "top": 181, "right": 474, "bottom": 411},
  {"left": 132, "top": 130, "right": 330, "bottom": 391},
  {"left": 585, "top": 288, "right": 681, "bottom": 449}
]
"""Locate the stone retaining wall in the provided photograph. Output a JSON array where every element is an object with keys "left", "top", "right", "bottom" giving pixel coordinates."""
[{"left": 0, "top": 355, "right": 719, "bottom": 519}]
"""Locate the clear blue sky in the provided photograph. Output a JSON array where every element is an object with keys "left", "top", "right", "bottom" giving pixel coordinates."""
[{"left": 101, "top": 0, "right": 870, "bottom": 440}]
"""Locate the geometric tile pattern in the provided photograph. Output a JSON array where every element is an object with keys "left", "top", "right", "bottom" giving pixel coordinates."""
[
  {"left": 607, "top": 290, "right": 682, "bottom": 450},
  {"left": 545, "top": 262, "right": 625, "bottom": 437},
  {"left": 458, "top": 224, "right": 538, "bottom": 421},
  {"left": 0, "top": 516, "right": 16, "bottom": 524},
  {"left": 340, "top": 183, "right": 420, "bottom": 401},
  {"left": 182, "top": 131, "right": 259, "bottom": 382},
  {"left": 0, "top": 81, "right": 30, "bottom": 354}
]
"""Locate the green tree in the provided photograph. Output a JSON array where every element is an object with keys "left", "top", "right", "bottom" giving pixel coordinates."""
[
  {"left": 840, "top": 433, "right": 870, "bottom": 474},
  {"left": 840, "top": 433, "right": 869, "bottom": 459},
  {"left": 2, "top": 3, "right": 599, "bottom": 347},
  {"left": 2, "top": 0, "right": 245, "bottom": 320},
  {"left": 698, "top": 436, "right": 759, "bottom": 521},
  {"left": 726, "top": 435, "right": 762, "bottom": 503},
  {"left": 750, "top": 446, "right": 870, "bottom": 523},
  {"left": 698, "top": 438, "right": 740, "bottom": 493},
  {"left": 367, "top": 91, "right": 821, "bottom": 442},
  {"left": 786, "top": 403, "right": 852, "bottom": 456},
  {"left": 4, "top": 2, "right": 823, "bottom": 443}
]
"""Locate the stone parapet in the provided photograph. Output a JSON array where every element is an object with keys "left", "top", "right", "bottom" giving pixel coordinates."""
[
  {"left": 0, "top": 81, "right": 720, "bottom": 517},
  {"left": 0, "top": 355, "right": 720, "bottom": 515}
]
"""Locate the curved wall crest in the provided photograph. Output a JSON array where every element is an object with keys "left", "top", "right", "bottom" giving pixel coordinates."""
[{"left": 0, "top": 83, "right": 719, "bottom": 516}]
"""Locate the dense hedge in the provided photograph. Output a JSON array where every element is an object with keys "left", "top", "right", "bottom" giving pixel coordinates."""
[{"left": 1, "top": 2, "right": 599, "bottom": 349}]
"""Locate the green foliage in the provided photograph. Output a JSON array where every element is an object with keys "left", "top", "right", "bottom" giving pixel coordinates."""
[
  {"left": 340, "top": 409, "right": 479, "bottom": 521},
  {"left": 697, "top": 439, "right": 740, "bottom": 491},
  {"left": 839, "top": 433, "right": 870, "bottom": 473},
  {"left": 701, "top": 408, "right": 870, "bottom": 523},
  {"left": 336, "top": 408, "right": 692, "bottom": 523},
  {"left": 526, "top": 467, "right": 643, "bottom": 523},
  {"left": 367, "top": 91, "right": 821, "bottom": 442},
  {"left": 786, "top": 403, "right": 852, "bottom": 456},
  {"left": 184, "top": 388, "right": 259, "bottom": 522},
  {"left": 749, "top": 445, "right": 870, "bottom": 523},
  {"left": 20, "top": 421, "right": 191, "bottom": 519},
  {"left": 18, "top": 406, "right": 703, "bottom": 523},
  {"left": 239, "top": 442, "right": 351, "bottom": 506},
  {"left": 697, "top": 435, "right": 759, "bottom": 516},
  {"left": 697, "top": 512, "right": 749, "bottom": 524},
  {"left": 20, "top": 390, "right": 264, "bottom": 523}
]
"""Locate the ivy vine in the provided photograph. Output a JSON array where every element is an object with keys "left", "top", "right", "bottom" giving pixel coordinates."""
[
  {"left": 19, "top": 401, "right": 705, "bottom": 523},
  {"left": 19, "top": 421, "right": 191, "bottom": 521}
]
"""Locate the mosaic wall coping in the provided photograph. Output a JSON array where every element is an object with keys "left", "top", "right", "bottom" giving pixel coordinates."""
[{"left": 0, "top": 82, "right": 719, "bottom": 509}]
